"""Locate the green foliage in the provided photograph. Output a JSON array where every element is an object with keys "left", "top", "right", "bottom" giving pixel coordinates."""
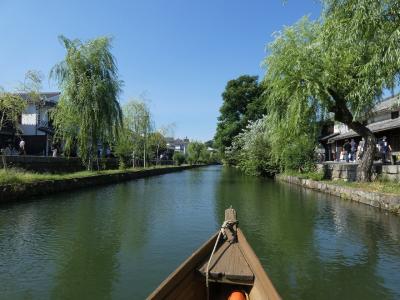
[
  {"left": 118, "top": 159, "right": 127, "bottom": 170},
  {"left": 148, "top": 132, "right": 167, "bottom": 161},
  {"left": 187, "top": 141, "right": 206, "bottom": 165},
  {"left": 330, "top": 177, "right": 400, "bottom": 196},
  {"left": 226, "top": 117, "right": 277, "bottom": 176},
  {"left": 0, "top": 89, "right": 26, "bottom": 132},
  {"left": 283, "top": 170, "right": 325, "bottom": 181},
  {"left": 267, "top": 114, "right": 318, "bottom": 173},
  {"left": 114, "top": 100, "right": 152, "bottom": 166},
  {"left": 213, "top": 0, "right": 400, "bottom": 180},
  {"left": 0, "top": 166, "right": 181, "bottom": 186},
  {"left": 214, "top": 75, "right": 265, "bottom": 154},
  {"left": 18, "top": 70, "right": 44, "bottom": 105},
  {"left": 173, "top": 152, "right": 186, "bottom": 166},
  {"left": 223, "top": 113, "right": 317, "bottom": 176},
  {"left": 263, "top": 0, "right": 400, "bottom": 180},
  {"left": 51, "top": 35, "right": 122, "bottom": 169},
  {"left": 321, "top": 0, "right": 400, "bottom": 103},
  {"left": 199, "top": 148, "right": 211, "bottom": 164},
  {"left": 114, "top": 125, "right": 133, "bottom": 167},
  {"left": 0, "top": 168, "right": 127, "bottom": 185}
]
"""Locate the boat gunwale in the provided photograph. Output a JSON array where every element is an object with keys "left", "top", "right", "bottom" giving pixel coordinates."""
[
  {"left": 147, "top": 217, "right": 281, "bottom": 300},
  {"left": 237, "top": 228, "right": 281, "bottom": 300},
  {"left": 146, "top": 232, "right": 219, "bottom": 299}
]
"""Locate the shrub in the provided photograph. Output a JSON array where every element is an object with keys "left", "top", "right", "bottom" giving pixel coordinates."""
[
  {"left": 227, "top": 117, "right": 278, "bottom": 176},
  {"left": 173, "top": 152, "right": 186, "bottom": 166}
]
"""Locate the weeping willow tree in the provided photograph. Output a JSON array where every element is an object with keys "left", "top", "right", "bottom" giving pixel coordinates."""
[
  {"left": 114, "top": 100, "right": 152, "bottom": 168},
  {"left": 51, "top": 35, "right": 123, "bottom": 169},
  {"left": 263, "top": 0, "right": 400, "bottom": 181},
  {"left": 0, "top": 88, "right": 26, "bottom": 169}
]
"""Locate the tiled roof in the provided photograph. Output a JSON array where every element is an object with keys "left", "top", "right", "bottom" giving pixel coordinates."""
[
  {"left": 14, "top": 92, "right": 60, "bottom": 108},
  {"left": 328, "top": 118, "right": 400, "bottom": 143},
  {"left": 17, "top": 91, "right": 60, "bottom": 97},
  {"left": 374, "top": 94, "right": 400, "bottom": 113},
  {"left": 319, "top": 132, "right": 339, "bottom": 141}
]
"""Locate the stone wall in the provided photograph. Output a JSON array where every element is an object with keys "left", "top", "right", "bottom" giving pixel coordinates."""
[
  {"left": 381, "top": 165, "right": 400, "bottom": 181},
  {"left": 278, "top": 175, "right": 400, "bottom": 214},
  {"left": 1, "top": 155, "right": 119, "bottom": 173},
  {"left": 0, "top": 165, "right": 201, "bottom": 203},
  {"left": 317, "top": 162, "right": 384, "bottom": 182}
]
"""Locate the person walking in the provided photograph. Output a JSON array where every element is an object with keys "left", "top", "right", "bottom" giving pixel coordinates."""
[
  {"left": 350, "top": 139, "right": 357, "bottom": 162},
  {"left": 51, "top": 142, "right": 58, "bottom": 157},
  {"left": 379, "top": 136, "right": 392, "bottom": 164},
  {"left": 343, "top": 139, "right": 351, "bottom": 163},
  {"left": 357, "top": 137, "right": 365, "bottom": 160},
  {"left": 19, "top": 139, "right": 26, "bottom": 155}
]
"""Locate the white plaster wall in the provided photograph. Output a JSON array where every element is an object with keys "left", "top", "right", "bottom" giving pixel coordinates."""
[
  {"left": 369, "top": 112, "right": 391, "bottom": 124},
  {"left": 20, "top": 104, "right": 51, "bottom": 136},
  {"left": 334, "top": 123, "right": 349, "bottom": 134},
  {"left": 20, "top": 104, "right": 38, "bottom": 135}
]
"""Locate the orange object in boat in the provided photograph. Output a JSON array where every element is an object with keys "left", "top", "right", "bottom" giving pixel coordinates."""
[{"left": 228, "top": 290, "right": 246, "bottom": 300}]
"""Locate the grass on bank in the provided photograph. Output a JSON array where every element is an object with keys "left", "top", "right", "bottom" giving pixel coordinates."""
[
  {"left": 329, "top": 178, "right": 400, "bottom": 195},
  {"left": 0, "top": 165, "right": 179, "bottom": 185},
  {"left": 282, "top": 170, "right": 325, "bottom": 181},
  {"left": 282, "top": 170, "right": 400, "bottom": 195}
]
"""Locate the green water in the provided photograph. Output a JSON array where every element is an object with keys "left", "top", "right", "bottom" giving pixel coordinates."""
[{"left": 0, "top": 166, "right": 399, "bottom": 299}]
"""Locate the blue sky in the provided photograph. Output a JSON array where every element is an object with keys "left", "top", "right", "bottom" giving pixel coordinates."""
[{"left": 0, "top": 0, "right": 321, "bottom": 141}]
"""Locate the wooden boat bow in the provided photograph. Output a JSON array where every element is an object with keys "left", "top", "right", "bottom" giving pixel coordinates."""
[{"left": 147, "top": 208, "right": 281, "bottom": 300}]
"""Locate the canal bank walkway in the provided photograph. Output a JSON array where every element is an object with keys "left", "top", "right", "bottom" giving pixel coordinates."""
[
  {"left": 277, "top": 174, "right": 400, "bottom": 215},
  {"left": 0, "top": 165, "right": 205, "bottom": 203}
]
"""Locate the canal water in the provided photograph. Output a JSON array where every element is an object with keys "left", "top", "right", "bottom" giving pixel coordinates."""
[{"left": 0, "top": 166, "right": 399, "bottom": 299}]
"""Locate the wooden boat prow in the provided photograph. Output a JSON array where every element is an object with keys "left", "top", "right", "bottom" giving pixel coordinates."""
[{"left": 147, "top": 208, "right": 281, "bottom": 300}]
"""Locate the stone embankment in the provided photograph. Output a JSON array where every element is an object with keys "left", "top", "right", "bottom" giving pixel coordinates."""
[
  {"left": 277, "top": 175, "right": 400, "bottom": 214},
  {"left": 317, "top": 162, "right": 400, "bottom": 182},
  {"left": 0, "top": 165, "right": 200, "bottom": 203}
]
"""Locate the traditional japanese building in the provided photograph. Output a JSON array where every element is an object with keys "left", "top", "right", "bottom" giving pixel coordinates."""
[
  {"left": 320, "top": 94, "right": 400, "bottom": 161},
  {"left": 0, "top": 92, "right": 59, "bottom": 155}
]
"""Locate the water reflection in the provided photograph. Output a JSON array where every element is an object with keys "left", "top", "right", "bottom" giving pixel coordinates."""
[
  {"left": 214, "top": 167, "right": 400, "bottom": 299},
  {"left": 51, "top": 189, "right": 128, "bottom": 299},
  {"left": 0, "top": 166, "right": 399, "bottom": 299}
]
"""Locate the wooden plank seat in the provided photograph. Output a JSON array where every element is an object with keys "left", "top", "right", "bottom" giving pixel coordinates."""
[
  {"left": 198, "top": 240, "right": 254, "bottom": 285},
  {"left": 198, "top": 207, "right": 254, "bottom": 285}
]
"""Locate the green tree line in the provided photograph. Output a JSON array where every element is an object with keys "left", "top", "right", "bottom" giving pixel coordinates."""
[
  {"left": 215, "top": 0, "right": 400, "bottom": 181},
  {"left": 0, "top": 36, "right": 177, "bottom": 170}
]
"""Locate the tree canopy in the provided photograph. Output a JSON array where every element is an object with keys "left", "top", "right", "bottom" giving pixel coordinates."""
[
  {"left": 0, "top": 89, "right": 26, "bottom": 134},
  {"left": 263, "top": 0, "right": 400, "bottom": 181},
  {"left": 114, "top": 99, "right": 152, "bottom": 167},
  {"left": 214, "top": 75, "right": 265, "bottom": 154},
  {"left": 51, "top": 35, "right": 123, "bottom": 169}
]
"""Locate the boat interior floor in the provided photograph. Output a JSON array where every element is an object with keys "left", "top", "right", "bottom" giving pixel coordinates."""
[{"left": 209, "top": 282, "right": 252, "bottom": 300}]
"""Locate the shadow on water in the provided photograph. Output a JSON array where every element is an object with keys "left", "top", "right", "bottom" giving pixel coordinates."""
[{"left": 0, "top": 166, "right": 399, "bottom": 299}]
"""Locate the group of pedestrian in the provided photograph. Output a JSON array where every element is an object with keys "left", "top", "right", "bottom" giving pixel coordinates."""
[
  {"left": 378, "top": 136, "right": 392, "bottom": 164},
  {"left": 1, "top": 139, "right": 64, "bottom": 157},
  {"left": 339, "top": 136, "right": 392, "bottom": 164},
  {"left": 341, "top": 138, "right": 360, "bottom": 162}
]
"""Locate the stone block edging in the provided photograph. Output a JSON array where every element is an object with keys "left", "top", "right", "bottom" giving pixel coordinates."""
[
  {"left": 277, "top": 175, "right": 400, "bottom": 215},
  {"left": 0, "top": 165, "right": 202, "bottom": 204}
]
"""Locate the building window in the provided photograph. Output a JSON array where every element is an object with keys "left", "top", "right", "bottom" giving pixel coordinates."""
[{"left": 391, "top": 111, "right": 399, "bottom": 119}]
